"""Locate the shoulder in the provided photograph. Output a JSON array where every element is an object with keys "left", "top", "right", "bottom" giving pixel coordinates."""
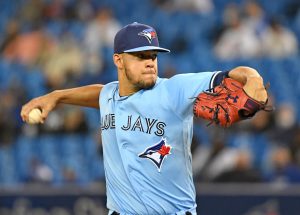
[
  {"left": 170, "top": 72, "right": 216, "bottom": 80},
  {"left": 102, "top": 81, "right": 119, "bottom": 91},
  {"left": 162, "top": 72, "right": 217, "bottom": 86},
  {"left": 100, "top": 81, "right": 119, "bottom": 98}
]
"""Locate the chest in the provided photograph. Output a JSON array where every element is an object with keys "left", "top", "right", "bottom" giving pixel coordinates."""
[
  {"left": 101, "top": 112, "right": 166, "bottom": 136},
  {"left": 99, "top": 87, "right": 183, "bottom": 152},
  {"left": 100, "top": 96, "right": 170, "bottom": 137}
]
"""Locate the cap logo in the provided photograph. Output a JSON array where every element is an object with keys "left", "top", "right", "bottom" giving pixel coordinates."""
[{"left": 138, "top": 28, "right": 157, "bottom": 44}]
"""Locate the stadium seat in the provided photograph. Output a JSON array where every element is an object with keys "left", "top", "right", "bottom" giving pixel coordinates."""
[{"left": 0, "top": 145, "right": 18, "bottom": 185}]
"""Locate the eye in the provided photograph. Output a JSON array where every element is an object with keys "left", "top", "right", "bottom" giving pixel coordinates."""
[
  {"left": 139, "top": 53, "right": 157, "bottom": 60},
  {"left": 131, "top": 52, "right": 157, "bottom": 60},
  {"left": 137, "top": 54, "right": 145, "bottom": 59},
  {"left": 150, "top": 54, "right": 157, "bottom": 60}
]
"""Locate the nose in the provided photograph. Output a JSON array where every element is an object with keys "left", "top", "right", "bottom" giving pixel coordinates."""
[{"left": 145, "top": 59, "right": 155, "bottom": 68}]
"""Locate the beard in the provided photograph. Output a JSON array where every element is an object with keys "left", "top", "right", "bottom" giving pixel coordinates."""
[
  {"left": 124, "top": 68, "right": 157, "bottom": 90},
  {"left": 136, "top": 79, "right": 156, "bottom": 89}
]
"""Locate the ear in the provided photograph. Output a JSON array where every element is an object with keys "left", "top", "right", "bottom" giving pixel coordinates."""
[{"left": 113, "top": 54, "right": 124, "bottom": 69}]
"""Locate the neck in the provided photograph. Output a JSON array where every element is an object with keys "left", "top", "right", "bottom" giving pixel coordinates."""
[
  {"left": 118, "top": 71, "right": 140, "bottom": 97},
  {"left": 118, "top": 82, "right": 139, "bottom": 96}
]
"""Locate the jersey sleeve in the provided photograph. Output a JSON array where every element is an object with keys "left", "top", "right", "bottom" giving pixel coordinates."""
[{"left": 164, "top": 71, "right": 228, "bottom": 118}]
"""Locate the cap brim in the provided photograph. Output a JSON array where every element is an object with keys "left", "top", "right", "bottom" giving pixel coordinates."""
[{"left": 124, "top": 46, "right": 170, "bottom": 53}]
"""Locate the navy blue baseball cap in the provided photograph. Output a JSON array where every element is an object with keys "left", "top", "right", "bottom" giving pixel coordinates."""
[{"left": 114, "top": 22, "right": 170, "bottom": 54}]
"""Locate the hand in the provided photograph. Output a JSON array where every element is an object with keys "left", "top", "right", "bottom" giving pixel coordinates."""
[
  {"left": 228, "top": 67, "right": 268, "bottom": 103},
  {"left": 243, "top": 76, "right": 268, "bottom": 103},
  {"left": 21, "top": 92, "right": 58, "bottom": 123},
  {"left": 194, "top": 78, "right": 269, "bottom": 127}
]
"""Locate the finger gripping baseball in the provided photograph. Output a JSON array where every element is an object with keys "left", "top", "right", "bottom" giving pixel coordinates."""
[{"left": 193, "top": 78, "right": 269, "bottom": 127}]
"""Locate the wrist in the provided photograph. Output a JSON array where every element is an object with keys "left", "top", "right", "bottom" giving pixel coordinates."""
[{"left": 49, "top": 90, "right": 62, "bottom": 104}]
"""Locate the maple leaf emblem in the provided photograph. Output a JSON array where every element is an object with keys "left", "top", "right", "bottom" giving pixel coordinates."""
[{"left": 158, "top": 145, "right": 171, "bottom": 156}]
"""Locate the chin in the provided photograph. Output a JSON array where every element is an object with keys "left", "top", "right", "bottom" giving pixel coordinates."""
[
  {"left": 143, "top": 83, "right": 155, "bottom": 89},
  {"left": 139, "top": 78, "right": 156, "bottom": 89}
]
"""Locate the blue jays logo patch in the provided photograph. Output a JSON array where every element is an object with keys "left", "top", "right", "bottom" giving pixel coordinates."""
[
  {"left": 138, "top": 29, "right": 157, "bottom": 44},
  {"left": 138, "top": 138, "right": 171, "bottom": 172}
]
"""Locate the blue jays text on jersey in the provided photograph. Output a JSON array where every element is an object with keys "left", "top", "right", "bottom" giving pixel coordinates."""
[
  {"left": 101, "top": 114, "right": 166, "bottom": 136},
  {"left": 99, "top": 71, "right": 225, "bottom": 215}
]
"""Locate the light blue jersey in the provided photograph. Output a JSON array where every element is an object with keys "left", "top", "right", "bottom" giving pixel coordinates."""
[{"left": 99, "top": 72, "right": 220, "bottom": 215}]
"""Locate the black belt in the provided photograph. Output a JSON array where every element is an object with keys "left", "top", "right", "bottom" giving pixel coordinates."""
[{"left": 112, "top": 211, "right": 192, "bottom": 215}]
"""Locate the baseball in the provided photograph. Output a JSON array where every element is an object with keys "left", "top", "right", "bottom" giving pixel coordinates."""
[{"left": 28, "top": 108, "right": 43, "bottom": 124}]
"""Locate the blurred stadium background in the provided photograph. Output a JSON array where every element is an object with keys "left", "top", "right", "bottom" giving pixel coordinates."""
[{"left": 0, "top": 0, "right": 300, "bottom": 214}]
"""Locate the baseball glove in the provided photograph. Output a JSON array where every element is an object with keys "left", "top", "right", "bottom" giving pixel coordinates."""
[{"left": 193, "top": 78, "right": 270, "bottom": 127}]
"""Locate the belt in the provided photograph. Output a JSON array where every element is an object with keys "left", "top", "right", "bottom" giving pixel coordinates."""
[{"left": 111, "top": 212, "right": 192, "bottom": 215}]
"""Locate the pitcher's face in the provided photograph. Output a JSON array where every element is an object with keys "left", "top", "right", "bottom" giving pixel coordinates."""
[{"left": 121, "top": 51, "right": 158, "bottom": 89}]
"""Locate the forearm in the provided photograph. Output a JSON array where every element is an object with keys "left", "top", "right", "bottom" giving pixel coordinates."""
[
  {"left": 52, "top": 84, "right": 103, "bottom": 108},
  {"left": 21, "top": 84, "right": 103, "bottom": 123}
]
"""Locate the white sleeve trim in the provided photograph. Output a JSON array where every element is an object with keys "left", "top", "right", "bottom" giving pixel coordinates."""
[{"left": 209, "top": 71, "right": 222, "bottom": 92}]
